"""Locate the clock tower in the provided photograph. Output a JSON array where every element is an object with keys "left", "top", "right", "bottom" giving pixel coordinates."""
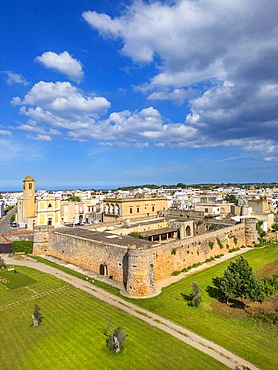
[{"left": 23, "top": 174, "right": 36, "bottom": 220}]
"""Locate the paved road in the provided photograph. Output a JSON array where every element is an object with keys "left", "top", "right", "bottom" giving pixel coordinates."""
[
  {"left": 0, "top": 208, "right": 17, "bottom": 236},
  {"left": 1, "top": 254, "right": 261, "bottom": 370}
]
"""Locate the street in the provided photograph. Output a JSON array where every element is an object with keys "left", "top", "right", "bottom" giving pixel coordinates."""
[{"left": 0, "top": 208, "right": 17, "bottom": 234}]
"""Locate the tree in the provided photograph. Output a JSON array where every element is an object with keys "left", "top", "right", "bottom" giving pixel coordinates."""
[
  {"left": 213, "top": 256, "right": 258, "bottom": 304},
  {"left": 189, "top": 281, "right": 202, "bottom": 307},
  {"left": 224, "top": 194, "right": 237, "bottom": 204},
  {"left": 247, "top": 280, "right": 265, "bottom": 316},
  {"left": 271, "top": 223, "right": 278, "bottom": 232},
  {"left": 104, "top": 326, "right": 128, "bottom": 353},
  {"left": 32, "top": 304, "right": 43, "bottom": 326},
  {"left": 66, "top": 196, "right": 81, "bottom": 202}
]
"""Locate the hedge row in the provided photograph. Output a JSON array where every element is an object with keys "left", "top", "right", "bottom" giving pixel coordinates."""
[{"left": 12, "top": 240, "right": 33, "bottom": 254}]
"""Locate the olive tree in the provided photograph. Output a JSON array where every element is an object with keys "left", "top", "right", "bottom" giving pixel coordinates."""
[
  {"left": 189, "top": 281, "right": 202, "bottom": 307},
  {"left": 104, "top": 326, "right": 128, "bottom": 353},
  {"left": 32, "top": 304, "right": 43, "bottom": 326}
]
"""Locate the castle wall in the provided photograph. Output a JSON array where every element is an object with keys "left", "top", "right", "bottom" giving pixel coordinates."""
[
  {"left": 33, "top": 219, "right": 259, "bottom": 297},
  {"left": 152, "top": 223, "right": 246, "bottom": 281},
  {"left": 47, "top": 231, "right": 128, "bottom": 283}
]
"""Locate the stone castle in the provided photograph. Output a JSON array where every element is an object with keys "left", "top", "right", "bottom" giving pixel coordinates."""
[
  {"left": 17, "top": 174, "right": 259, "bottom": 297},
  {"left": 33, "top": 216, "right": 259, "bottom": 297}
]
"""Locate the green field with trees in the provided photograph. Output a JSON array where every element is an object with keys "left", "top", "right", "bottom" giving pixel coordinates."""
[
  {"left": 127, "top": 244, "right": 278, "bottom": 370},
  {"left": 1, "top": 244, "right": 277, "bottom": 369},
  {"left": 0, "top": 265, "right": 227, "bottom": 370}
]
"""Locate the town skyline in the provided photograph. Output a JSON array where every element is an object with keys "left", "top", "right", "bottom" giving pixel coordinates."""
[{"left": 1, "top": 1, "right": 278, "bottom": 191}]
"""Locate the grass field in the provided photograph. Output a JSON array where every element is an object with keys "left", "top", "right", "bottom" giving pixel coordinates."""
[
  {"left": 0, "top": 266, "right": 227, "bottom": 370},
  {"left": 125, "top": 244, "right": 278, "bottom": 370},
  {"left": 0, "top": 269, "right": 36, "bottom": 289}
]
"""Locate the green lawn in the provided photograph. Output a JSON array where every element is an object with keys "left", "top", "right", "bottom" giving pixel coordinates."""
[
  {"left": 0, "top": 266, "right": 227, "bottom": 370},
  {"left": 125, "top": 244, "right": 278, "bottom": 370},
  {"left": 0, "top": 269, "right": 36, "bottom": 289}
]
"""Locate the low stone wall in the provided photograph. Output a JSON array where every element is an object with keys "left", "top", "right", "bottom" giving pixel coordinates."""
[{"left": 2, "top": 231, "right": 34, "bottom": 243}]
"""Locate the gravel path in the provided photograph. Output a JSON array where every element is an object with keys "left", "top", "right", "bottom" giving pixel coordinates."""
[{"left": 1, "top": 253, "right": 261, "bottom": 370}]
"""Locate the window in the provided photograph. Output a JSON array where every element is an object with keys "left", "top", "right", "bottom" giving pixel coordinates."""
[
  {"left": 152, "top": 206, "right": 155, "bottom": 212},
  {"left": 137, "top": 207, "right": 140, "bottom": 213},
  {"left": 48, "top": 203, "right": 52, "bottom": 208},
  {"left": 29, "top": 183, "right": 32, "bottom": 189},
  {"left": 130, "top": 207, "right": 133, "bottom": 214}
]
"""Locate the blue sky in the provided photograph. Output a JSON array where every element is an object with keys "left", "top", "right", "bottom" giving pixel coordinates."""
[{"left": 1, "top": 0, "right": 278, "bottom": 191}]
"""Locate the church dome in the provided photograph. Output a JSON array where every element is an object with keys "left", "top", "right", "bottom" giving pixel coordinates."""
[{"left": 23, "top": 174, "right": 35, "bottom": 182}]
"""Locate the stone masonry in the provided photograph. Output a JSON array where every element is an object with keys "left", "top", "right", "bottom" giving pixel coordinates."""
[{"left": 33, "top": 218, "right": 259, "bottom": 297}]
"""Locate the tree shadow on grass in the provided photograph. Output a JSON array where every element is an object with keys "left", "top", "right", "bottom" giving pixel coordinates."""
[
  {"left": 206, "top": 285, "right": 227, "bottom": 302},
  {"left": 180, "top": 293, "right": 191, "bottom": 302},
  {"left": 206, "top": 279, "right": 246, "bottom": 310}
]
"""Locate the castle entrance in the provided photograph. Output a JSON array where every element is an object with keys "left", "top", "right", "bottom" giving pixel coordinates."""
[{"left": 100, "top": 264, "right": 108, "bottom": 276}]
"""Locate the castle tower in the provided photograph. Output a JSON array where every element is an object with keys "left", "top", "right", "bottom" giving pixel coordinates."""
[
  {"left": 244, "top": 218, "right": 259, "bottom": 246},
  {"left": 126, "top": 247, "right": 157, "bottom": 297}
]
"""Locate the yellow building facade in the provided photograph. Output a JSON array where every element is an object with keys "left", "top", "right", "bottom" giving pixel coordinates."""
[
  {"left": 103, "top": 195, "right": 168, "bottom": 222},
  {"left": 36, "top": 196, "right": 61, "bottom": 226}
]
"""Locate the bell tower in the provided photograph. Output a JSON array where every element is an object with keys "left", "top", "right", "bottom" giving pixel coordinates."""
[{"left": 23, "top": 174, "right": 36, "bottom": 220}]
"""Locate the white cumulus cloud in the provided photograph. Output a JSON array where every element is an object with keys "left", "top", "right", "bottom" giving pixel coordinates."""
[
  {"left": 35, "top": 51, "right": 84, "bottom": 83},
  {"left": 2, "top": 70, "right": 29, "bottom": 85},
  {"left": 83, "top": 0, "right": 278, "bottom": 157},
  {"left": 12, "top": 81, "right": 111, "bottom": 141}
]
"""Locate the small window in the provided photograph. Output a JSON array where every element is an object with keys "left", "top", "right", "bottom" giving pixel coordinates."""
[
  {"left": 152, "top": 206, "right": 155, "bottom": 212},
  {"left": 29, "top": 183, "right": 32, "bottom": 189},
  {"left": 130, "top": 207, "right": 133, "bottom": 214},
  {"left": 118, "top": 262, "right": 122, "bottom": 268},
  {"left": 137, "top": 207, "right": 140, "bottom": 213},
  {"left": 48, "top": 203, "right": 52, "bottom": 208},
  {"left": 133, "top": 264, "right": 137, "bottom": 268}
]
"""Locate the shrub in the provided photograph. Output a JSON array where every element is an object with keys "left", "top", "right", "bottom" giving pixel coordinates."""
[
  {"left": 171, "top": 248, "right": 177, "bottom": 255},
  {"left": 0, "top": 256, "right": 6, "bottom": 268},
  {"left": 12, "top": 240, "right": 33, "bottom": 254},
  {"left": 208, "top": 241, "right": 214, "bottom": 250},
  {"left": 172, "top": 271, "right": 181, "bottom": 276},
  {"left": 216, "top": 238, "right": 224, "bottom": 249},
  {"left": 128, "top": 232, "right": 140, "bottom": 239},
  {"left": 256, "top": 221, "right": 266, "bottom": 238}
]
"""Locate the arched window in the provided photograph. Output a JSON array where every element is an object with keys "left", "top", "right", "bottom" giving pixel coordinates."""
[{"left": 186, "top": 225, "right": 191, "bottom": 237}]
